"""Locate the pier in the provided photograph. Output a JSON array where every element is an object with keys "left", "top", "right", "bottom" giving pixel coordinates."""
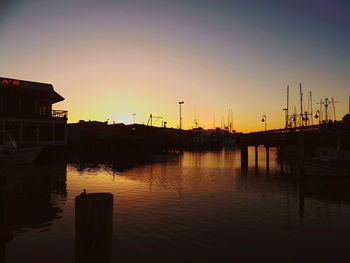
[{"left": 238, "top": 120, "right": 350, "bottom": 173}]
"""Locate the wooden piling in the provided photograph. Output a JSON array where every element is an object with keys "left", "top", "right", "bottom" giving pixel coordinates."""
[
  {"left": 75, "top": 192, "right": 113, "bottom": 263},
  {"left": 240, "top": 145, "right": 248, "bottom": 172}
]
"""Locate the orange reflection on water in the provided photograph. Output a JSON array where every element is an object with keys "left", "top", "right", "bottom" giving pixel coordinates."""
[
  {"left": 67, "top": 150, "right": 245, "bottom": 205},
  {"left": 5, "top": 149, "right": 350, "bottom": 263},
  {"left": 68, "top": 148, "right": 279, "bottom": 206}
]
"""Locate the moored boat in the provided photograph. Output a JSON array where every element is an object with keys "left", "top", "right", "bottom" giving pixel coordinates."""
[
  {"left": 304, "top": 147, "right": 350, "bottom": 176},
  {"left": 0, "top": 131, "right": 42, "bottom": 164}
]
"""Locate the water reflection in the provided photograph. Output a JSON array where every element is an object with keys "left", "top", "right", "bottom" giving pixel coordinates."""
[
  {"left": 0, "top": 164, "right": 67, "bottom": 262},
  {"left": 2, "top": 149, "right": 350, "bottom": 262}
]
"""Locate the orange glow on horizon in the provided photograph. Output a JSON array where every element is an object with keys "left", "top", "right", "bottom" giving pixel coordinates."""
[{"left": 2, "top": 1, "right": 349, "bottom": 133}]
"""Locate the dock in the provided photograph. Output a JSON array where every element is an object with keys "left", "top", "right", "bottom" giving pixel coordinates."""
[{"left": 238, "top": 120, "right": 350, "bottom": 173}]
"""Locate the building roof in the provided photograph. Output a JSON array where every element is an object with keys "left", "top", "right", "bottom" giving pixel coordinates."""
[{"left": 0, "top": 77, "right": 64, "bottom": 103}]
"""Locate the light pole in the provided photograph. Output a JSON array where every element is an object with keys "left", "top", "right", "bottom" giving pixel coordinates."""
[
  {"left": 179, "top": 101, "right": 184, "bottom": 129},
  {"left": 261, "top": 115, "right": 267, "bottom": 131}
]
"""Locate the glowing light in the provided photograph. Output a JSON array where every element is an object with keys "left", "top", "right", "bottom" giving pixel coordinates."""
[
  {"left": 0, "top": 79, "right": 21, "bottom": 86},
  {"left": 1, "top": 79, "right": 9, "bottom": 85}
]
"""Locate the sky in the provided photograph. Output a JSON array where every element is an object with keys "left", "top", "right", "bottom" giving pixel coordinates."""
[{"left": 1, "top": 0, "right": 349, "bottom": 132}]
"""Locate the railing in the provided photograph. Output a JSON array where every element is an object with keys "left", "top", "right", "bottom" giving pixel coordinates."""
[
  {"left": 0, "top": 109, "right": 68, "bottom": 119},
  {"left": 51, "top": 110, "right": 68, "bottom": 119},
  {"left": 245, "top": 124, "right": 321, "bottom": 135}
]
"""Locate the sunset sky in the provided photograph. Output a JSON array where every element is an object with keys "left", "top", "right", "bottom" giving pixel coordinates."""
[{"left": 1, "top": 0, "right": 349, "bottom": 132}]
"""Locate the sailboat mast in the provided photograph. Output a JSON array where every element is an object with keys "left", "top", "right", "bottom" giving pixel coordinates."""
[
  {"left": 307, "top": 90, "right": 310, "bottom": 126},
  {"left": 332, "top": 98, "right": 337, "bottom": 121},
  {"left": 227, "top": 109, "right": 230, "bottom": 132},
  {"left": 310, "top": 91, "right": 313, "bottom": 125},
  {"left": 320, "top": 99, "right": 323, "bottom": 124},
  {"left": 300, "top": 83, "right": 303, "bottom": 127},
  {"left": 231, "top": 109, "right": 234, "bottom": 132},
  {"left": 286, "top": 85, "right": 289, "bottom": 129}
]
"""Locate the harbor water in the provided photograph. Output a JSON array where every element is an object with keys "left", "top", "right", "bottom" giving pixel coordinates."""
[{"left": 1, "top": 147, "right": 350, "bottom": 262}]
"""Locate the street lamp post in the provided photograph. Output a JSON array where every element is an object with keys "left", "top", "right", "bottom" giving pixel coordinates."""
[
  {"left": 261, "top": 115, "right": 267, "bottom": 131},
  {"left": 179, "top": 101, "right": 184, "bottom": 129}
]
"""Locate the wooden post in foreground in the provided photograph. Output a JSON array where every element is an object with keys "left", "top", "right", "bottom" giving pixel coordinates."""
[{"left": 75, "top": 191, "right": 113, "bottom": 263}]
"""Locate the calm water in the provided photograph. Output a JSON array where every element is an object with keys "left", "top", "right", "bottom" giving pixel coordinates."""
[{"left": 2, "top": 148, "right": 350, "bottom": 262}]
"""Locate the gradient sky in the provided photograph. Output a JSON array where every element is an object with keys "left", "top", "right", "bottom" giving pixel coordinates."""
[{"left": 1, "top": 0, "right": 349, "bottom": 131}]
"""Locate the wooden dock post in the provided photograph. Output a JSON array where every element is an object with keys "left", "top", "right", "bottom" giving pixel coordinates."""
[
  {"left": 240, "top": 145, "right": 248, "bottom": 172},
  {"left": 265, "top": 146, "right": 270, "bottom": 173},
  {"left": 75, "top": 191, "right": 113, "bottom": 263}
]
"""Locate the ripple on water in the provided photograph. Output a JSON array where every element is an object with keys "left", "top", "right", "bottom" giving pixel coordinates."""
[{"left": 5, "top": 149, "right": 350, "bottom": 262}]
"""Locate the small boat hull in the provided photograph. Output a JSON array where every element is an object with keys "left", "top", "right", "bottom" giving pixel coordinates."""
[{"left": 0, "top": 146, "right": 42, "bottom": 164}]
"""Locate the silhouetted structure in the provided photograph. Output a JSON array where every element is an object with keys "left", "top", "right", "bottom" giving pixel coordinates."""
[
  {"left": 67, "top": 121, "right": 237, "bottom": 160},
  {"left": 0, "top": 77, "right": 67, "bottom": 146},
  {"left": 239, "top": 117, "right": 350, "bottom": 173},
  {"left": 75, "top": 192, "right": 113, "bottom": 263}
]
